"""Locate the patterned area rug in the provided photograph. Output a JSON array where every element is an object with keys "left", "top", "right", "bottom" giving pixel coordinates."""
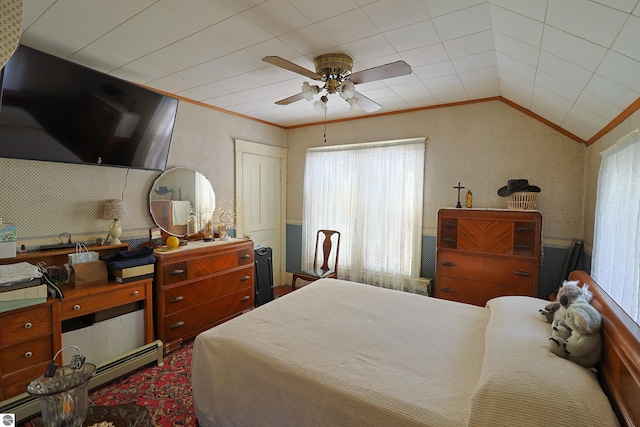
[{"left": 22, "top": 340, "right": 196, "bottom": 427}]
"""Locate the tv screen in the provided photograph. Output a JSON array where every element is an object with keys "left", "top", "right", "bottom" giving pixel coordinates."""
[{"left": 0, "top": 45, "right": 178, "bottom": 171}]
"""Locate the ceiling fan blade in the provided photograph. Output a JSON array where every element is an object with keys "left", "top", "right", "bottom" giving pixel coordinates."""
[
  {"left": 354, "top": 91, "right": 381, "bottom": 113},
  {"left": 263, "top": 56, "right": 321, "bottom": 80},
  {"left": 349, "top": 61, "right": 412, "bottom": 85},
  {"left": 275, "top": 92, "right": 306, "bottom": 105}
]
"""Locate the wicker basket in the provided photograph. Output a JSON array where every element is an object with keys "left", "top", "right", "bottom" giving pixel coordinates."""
[{"left": 506, "top": 192, "right": 538, "bottom": 210}]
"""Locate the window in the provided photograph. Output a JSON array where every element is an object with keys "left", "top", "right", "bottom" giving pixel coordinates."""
[
  {"left": 302, "top": 138, "right": 425, "bottom": 291},
  {"left": 592, "top": 129, "right": 640, "bottom": 322}
]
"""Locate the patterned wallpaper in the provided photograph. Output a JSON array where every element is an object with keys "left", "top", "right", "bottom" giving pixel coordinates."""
[
  {"left": 286, "top": 100, "right": 586, "bottom": 248},
  {"left": 0, "top": 96, "right": 601, "bottom": 255},
  {"left": 0, "top": 0, "right": 21, "bottom": 69},
  {"left": 0, "top": 100, "right": 286, "bottom": 251}
]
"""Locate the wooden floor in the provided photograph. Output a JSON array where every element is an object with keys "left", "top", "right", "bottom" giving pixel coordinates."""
[{"left": 274, "top": 285, "right": 293, "bottom": 298}]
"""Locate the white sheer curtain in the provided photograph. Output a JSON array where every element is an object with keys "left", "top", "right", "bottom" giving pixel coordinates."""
[
  {"left": 592, "top": 129, "right": 640, "bottom": 322},
  {"left": 302, "top": 138, "right": 425, "bottom": 291}
]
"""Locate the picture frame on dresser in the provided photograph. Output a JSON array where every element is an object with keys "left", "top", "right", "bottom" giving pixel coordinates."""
[{"left": 149, "top": 227, "right": 163, "bottom": 248}]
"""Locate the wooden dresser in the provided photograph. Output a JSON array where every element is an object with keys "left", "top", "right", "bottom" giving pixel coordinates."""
[
  {"left": 435, "top": 209, "right": 542, "bottom": 306},
  {"left": 153, "top": 239, "right": 255, "bottom": 353}
]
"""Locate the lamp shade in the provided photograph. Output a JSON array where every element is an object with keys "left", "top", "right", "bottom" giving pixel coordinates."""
[{"left": 102, "top": 199, "right": 129, "bottom": 220}]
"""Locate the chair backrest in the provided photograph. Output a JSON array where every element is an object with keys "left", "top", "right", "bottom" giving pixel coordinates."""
[{"left": 313, "top": 230, "right": 341, "bottom": 275}]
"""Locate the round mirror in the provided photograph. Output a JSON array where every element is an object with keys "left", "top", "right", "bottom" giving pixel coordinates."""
[{"left": 150, "top": 167, "right": 216, "bottom": 237}]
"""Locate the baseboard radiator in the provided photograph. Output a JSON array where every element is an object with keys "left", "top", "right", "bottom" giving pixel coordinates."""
[{"left": 1, "top": 340, "right": 164, "bottom": 423}]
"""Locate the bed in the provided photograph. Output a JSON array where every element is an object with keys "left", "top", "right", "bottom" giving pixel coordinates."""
[{"left": 192, "top": 271, "right": 640, "bottom": 426}]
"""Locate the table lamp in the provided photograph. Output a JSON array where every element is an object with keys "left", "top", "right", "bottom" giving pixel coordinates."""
[{"left": 102, "top": 199, "right": 129, "bottom": 244}]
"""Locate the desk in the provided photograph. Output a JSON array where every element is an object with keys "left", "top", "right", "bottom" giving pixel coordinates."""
[
  {"left": 0, "top": 244, "right": 155, "bottom": 405},
  {"left": 60, "top": 280, "right": 154, "bottom": 345}
]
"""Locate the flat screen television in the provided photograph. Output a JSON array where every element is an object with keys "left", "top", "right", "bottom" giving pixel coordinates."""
[{"left": 0, "top": 45, "right": 178, "bottom": 171}]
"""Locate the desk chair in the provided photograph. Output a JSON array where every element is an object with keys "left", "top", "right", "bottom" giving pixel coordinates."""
[{"left": 292, "top": 229, "right": 340, "bottom": 290}]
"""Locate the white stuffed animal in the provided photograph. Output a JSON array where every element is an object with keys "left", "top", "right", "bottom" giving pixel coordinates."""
[
  {"left": 539, "top": 280, "right": 593, "bottom": 325},
  {"left": 548, "top": 302, "right": 602, "bottom": 369}
]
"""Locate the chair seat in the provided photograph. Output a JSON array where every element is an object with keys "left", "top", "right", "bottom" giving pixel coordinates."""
[{"left": 295, "top": 268, "right": 335, "bottom": 280}]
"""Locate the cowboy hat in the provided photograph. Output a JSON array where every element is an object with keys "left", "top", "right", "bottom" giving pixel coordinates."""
[
  {"left": 154, "top": 186, "right": 173, "bottom": 195},
  {"left": 497, "top": 179, "right": 541, "bottom": 197}
]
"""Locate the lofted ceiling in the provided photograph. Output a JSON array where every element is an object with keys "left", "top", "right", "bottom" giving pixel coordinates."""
[{"left": 20, "top": 0, "right": 640, "bottom": 142}]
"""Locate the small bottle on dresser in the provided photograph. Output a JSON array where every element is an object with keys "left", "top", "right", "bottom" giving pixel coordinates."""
[{"left": 19, "top": 244, "right": 27, "bottom": 255}]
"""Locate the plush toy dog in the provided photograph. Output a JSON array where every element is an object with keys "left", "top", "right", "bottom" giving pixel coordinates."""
[
  {"left": 548, "top": 302, "right": 602, "bottom": 368},
  {"left": 539, "top": 280, "right": 593, "bottom": 324}
]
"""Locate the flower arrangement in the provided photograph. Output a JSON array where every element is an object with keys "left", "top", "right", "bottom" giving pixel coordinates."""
[{"left": 214, "top": 197, "right": 238, "bottom": 240}]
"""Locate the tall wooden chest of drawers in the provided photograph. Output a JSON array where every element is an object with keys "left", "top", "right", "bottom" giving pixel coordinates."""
[
  {"left": 435, "top": 209, "right": 542, "bottom": 306},
  {"left": 153, "top": 239, "right": 255, "bottom": 353}
]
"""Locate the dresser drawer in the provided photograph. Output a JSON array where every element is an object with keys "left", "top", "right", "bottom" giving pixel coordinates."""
[
  {"left": 163, "top": 261, "right": 188, "bottom": 285},
  {"left": 1, "top": 336, "right": 52, "bottom": 373},
  {"left": 437, "top": 252, "right": 535, "bottom": 289},
  {"left": 60, "top": 283, "right": 147, "bottom": 320},
  {"left": 435, "top": 276, "right": 532, "bottom": 306},
  {"left": 437, "top": 252, "right": 483, "bottom": 279},
  {"left": 2, "top": 361, "right": 50, "bottom": 401},
  {"left": 188, "top": 248, "right": 253, "bottom": 278},
  {"left": 163, "top": 267, "right": 253, "bottom": 315},
  {"left": 163, "top": 288, "right": 254, "bottom": 342},
  {"left": 513, "top": 222, "right": 537, "bottom": 257},
  {"left": 438, "top": 218, "right": 458, "bottom": 249},
  {"left": 458, "top": 219, "right": 513, "bottom": 254},
  {"left": 0, "top": 306, "right": 52, "bottom": 347}
]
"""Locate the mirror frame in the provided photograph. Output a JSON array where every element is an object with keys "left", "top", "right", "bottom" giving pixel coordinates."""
[{"left": 149, "top": 167, "right": 215, "bottom": 238}]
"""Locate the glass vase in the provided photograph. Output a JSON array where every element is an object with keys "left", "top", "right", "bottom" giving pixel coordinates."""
[{"left": 26, "top": 363, "right": 96, "bottom": 427}]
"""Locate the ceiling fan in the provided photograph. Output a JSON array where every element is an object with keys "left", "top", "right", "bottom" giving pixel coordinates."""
[{"left": 263, "top": 53, "right": 412, "bottom": 113}]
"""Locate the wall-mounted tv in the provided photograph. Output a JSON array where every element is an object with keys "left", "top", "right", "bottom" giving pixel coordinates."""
[{"left": 0, "top": 45, "right": 178, "bottom": 171}]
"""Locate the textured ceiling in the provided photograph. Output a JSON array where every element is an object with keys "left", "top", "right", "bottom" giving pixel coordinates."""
[{"left": 20, "top": 0, "right": 640, "bottom": 142}]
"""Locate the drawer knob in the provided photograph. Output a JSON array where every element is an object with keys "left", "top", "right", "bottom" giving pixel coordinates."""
[
  {"left": 241, "top": 296, "right": 251, "bottom": 301},
  {"left": 73, "top": 304, "right": 81, "bottom": 311},
  {"left": 441, "top": 261, "right": 455, "bottom": 267},
  {"left": 444, "top": 222, "right": 456, "bottom": 227},
  {"left": 241, "top": 275, "right": 251, "bottom": 281},
  {"left": 24, "top": 351, "right": 33, "bottom": 358},
  {"left": 170, "top": 269, "right": 185, "bottom": 275},
  {"left": 440, "top": 288, "right": 454, "bottom": 293},
  {"left": 24, "top": 322, "right": 32, "bottom": 329},
  {"left": 170, "top": 296, "right": 184, "bottom": 303},
  {"left": 170, "top": 321, "right": 185, "bottom": 329},
  {"left": 133, "top": 290, "right": 139, "bottom": 296},
  {"left": 240, "top": 254, "right": 251, "bottom": 259},
  {"left": 513, "top": 271, "right": 531, "bottom": 277}
]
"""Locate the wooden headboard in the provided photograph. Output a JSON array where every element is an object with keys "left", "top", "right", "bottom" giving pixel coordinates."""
[{"left": 569, "top": 270, "right": 640, "bottom": 427}]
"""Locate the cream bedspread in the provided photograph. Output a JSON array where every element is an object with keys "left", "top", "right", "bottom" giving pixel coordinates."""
[{"left": 192, "top": 279, "right": 619, "bottom": 427}]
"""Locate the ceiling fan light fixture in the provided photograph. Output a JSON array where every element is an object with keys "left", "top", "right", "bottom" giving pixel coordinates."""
[
  {"left": 302, "top": 81, "right": 319, "bottom": 101},
  {"left": 339, "top": 80, "right": 356, "bottom": 100},
  {"left": 314, "top": 95, "right": 328, "bottom": 113},
  {"left": 264, "top": 53, "right": 411, "bottom": 114}
]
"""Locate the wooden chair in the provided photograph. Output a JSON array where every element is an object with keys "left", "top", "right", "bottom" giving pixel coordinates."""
[{"left": 292, "top": 230, "right": 341, "bottom": 289}]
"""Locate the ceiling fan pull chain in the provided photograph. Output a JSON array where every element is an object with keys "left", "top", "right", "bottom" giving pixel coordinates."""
[{"left": 324, "top": 108, "right": 327, "bottom": 144}]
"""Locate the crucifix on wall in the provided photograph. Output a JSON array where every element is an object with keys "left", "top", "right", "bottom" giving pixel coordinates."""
[{"left": 454, "top": 182, "right": 465, "bottom": 208}]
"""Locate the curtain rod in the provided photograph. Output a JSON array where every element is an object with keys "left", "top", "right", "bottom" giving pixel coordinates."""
[{"left": 308, "top": 137, "right": 427, "bottom": 152}]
